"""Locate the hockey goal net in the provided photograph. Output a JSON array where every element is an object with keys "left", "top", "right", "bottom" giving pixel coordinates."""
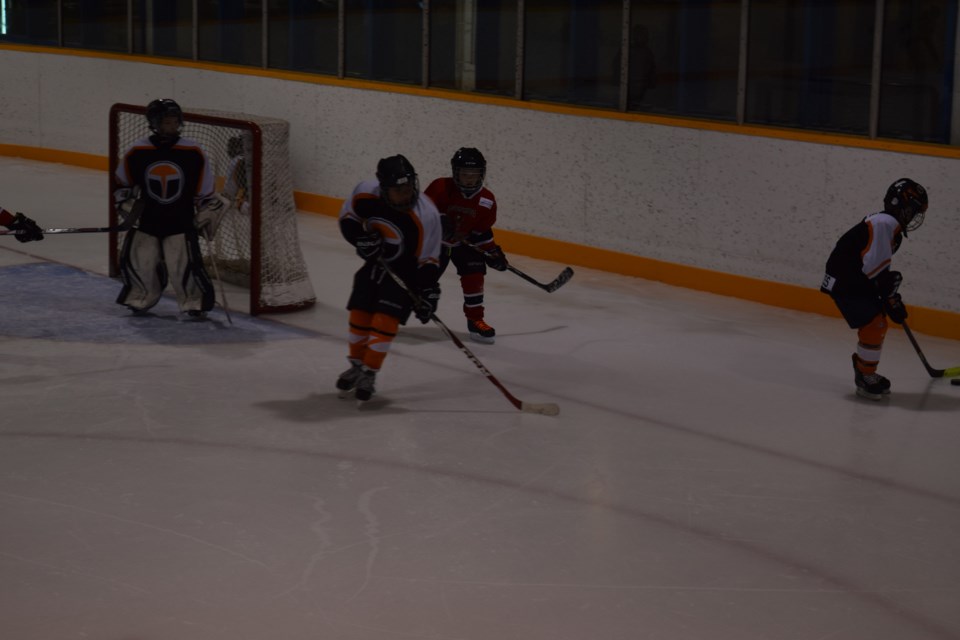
[{"left": 108, "top": 103, "right": 316, "bottom": 314}]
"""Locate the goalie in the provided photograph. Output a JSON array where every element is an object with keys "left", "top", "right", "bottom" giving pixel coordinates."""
[{"left": 114, "top": 98, "right": 226, "bottom": 319}]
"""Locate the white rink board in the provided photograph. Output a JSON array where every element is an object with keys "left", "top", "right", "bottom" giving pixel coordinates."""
[{"left": 0, "top": 48, "right": 958, "bottom": 313}]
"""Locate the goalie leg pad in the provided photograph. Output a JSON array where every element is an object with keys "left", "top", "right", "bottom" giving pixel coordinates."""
[
  {"left": 116, "top": 230, "right": 165, "bottom": 311},
  {"left": 163, "top": 233, "right": 216, "bottom": 313}
]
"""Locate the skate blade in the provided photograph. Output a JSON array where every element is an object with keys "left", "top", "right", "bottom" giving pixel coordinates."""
[{"left": 855, "top": 388, "right": 889, "bottom": 401}]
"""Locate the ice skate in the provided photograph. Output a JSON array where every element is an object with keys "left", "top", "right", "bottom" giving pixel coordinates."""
[
  {"left": 467, "top": 318, "right": 496, "bottom": 344},
  {"left": 354, "top": 367, "right": 377, "bottom": 406},
  {"left": 852, "top": 354, "right": 891, "bottom": 400},
  {"left": 336, "top": 359, "right": 365, "bottom": 398}
]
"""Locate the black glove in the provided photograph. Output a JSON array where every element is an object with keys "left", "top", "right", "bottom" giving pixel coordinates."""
[
  {"left": 354, "top": 232, "right": 382, "bottom": 261},
  {"left": 875, "top": 269, "right": 902, "bottom": 298},
  {"left": 482, "top": 244, "right": 508, "bottom": 271},
  {"left": 413, "top": 285, "right": 441, "bottom": 323},
  {"left": 8, "top": 212, "right": 44, "bottom": 243},
  {"left": 885, "top": 294, "right": 908, "bottom": 324}
]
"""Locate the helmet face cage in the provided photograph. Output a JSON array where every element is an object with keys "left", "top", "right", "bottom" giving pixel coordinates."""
[
  {"left": 146, "top": 99, "right": 183, "bottom": 137},
  {"left": 884, "top": 178, "right": 928, "bottom": 234},
  {"left": 376, "top": 155, "right": 420, "bottom": 210},
  {"left": 451, "top": 147, "right": 486, "bottom": 197}
]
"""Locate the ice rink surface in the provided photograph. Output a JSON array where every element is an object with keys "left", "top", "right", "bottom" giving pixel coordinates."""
[{"left": 2, "top": 156, "right": 960, "bottom": 640}]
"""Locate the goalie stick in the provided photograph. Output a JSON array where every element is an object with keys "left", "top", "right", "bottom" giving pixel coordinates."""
[
  {"left": 901, "top": 321, "right": 960, "bottom": 378},
  {"left": 379, "top": 260, "right": 560, "bottom": 416},
  {"left": 468, "top": 243, "right": 574, "bottom": 293}
]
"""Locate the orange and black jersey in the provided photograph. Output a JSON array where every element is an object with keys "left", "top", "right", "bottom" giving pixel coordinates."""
[
  {"left": 823, "top": 211, "right": 903, "bottom": 297},
  {"left": 424, "top": 177, "right": 498, "bottom": 248},
  {"left": 115, "top": 135, "right": 215, "bottom": 237},
  {"left": 339, "top": 180, "right": 443, "bottom": 288}
]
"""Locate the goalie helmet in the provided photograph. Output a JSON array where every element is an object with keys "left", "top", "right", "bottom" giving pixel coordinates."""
[
  {"left": 146, "top": 98, "right": 183, "bottom": 145},
  {"left": 883, "top": 178, "right": 927, "bottom": 236},
  {"left": 451, "top": 147, "right": 486, "bottom": 197},
  {"left": 376, "top": 154, "right": 419, "bottom": 210}
]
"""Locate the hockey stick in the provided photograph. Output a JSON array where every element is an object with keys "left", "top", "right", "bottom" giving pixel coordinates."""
[
  {"left": 379, "top": 260, "right": 560, "bottom": 416},
  {"left": 0, "top": 226, "right": 126, "bottom": 236},
  {"left": 207, "top": 236, "right": 233, "bottom": 326},
  {"left": 468, "top": 243, "right": 574, "bottom": 293},
  {"left": 900, "top": 321, "right": 960, "bottom": 378}
]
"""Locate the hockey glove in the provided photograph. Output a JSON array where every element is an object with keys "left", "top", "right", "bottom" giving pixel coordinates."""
[
  {"left": 413, "top": 285, "right": 441, "bottom": 324},
  {"left": 8, "top": 212, "right": 44, "bottom": 243},
  {"left": 355, "top": 232, "right": 382, "bottom": 262},
  {"left": 115, "top": 186, "right": 145, "bottom": 229},
  {"left": 884, "top": 294, "right": 908, "bottom": 324},
  {"left": 874, "top": 269, "right": 902, "bottom": 298},
  {"left": 482, "top": 244, "right": 508, "bottom": 271},
  {"left": 195, "top": 194, "right": 230, "bottom": 241}
]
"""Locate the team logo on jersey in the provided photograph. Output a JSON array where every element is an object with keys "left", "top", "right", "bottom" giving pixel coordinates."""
[
  {"left": 144, "top": 161, "right": 184, "bottom": 204},
  {"left": 367, "top": 217, "right": 405, "bottom": 261}
]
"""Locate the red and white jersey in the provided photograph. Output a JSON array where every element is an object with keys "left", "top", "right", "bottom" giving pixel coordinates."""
[
  {"left": 424, "top": 177, "right": 498, "bottom": 248},
  {"left": 0, "top": 207, "right": 15, "bottom": 227}
]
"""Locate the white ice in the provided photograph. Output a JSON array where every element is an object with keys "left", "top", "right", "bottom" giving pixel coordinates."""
[{"left": 2, "top": 156, "right": 960, "bottom": 640}]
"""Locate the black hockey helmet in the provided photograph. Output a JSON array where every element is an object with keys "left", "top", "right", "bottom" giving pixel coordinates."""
[
  {"left": 450, "top": 147, "right": 486, "bottom": 197},
  {"left": 883, "top": 178, "right": 927, "bottom": 236},
  {"left": 147, "top": 98, "right": 183, "bottom": 142},
  {"left": 376, "top": 154, "right": 419, "bottom": 210}
]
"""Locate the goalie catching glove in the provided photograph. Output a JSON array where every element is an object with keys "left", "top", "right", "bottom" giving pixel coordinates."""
[{"left": 195, "top": 194, "right": 231, "bottom": 241}]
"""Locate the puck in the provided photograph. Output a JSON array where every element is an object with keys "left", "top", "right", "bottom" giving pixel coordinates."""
[{"left": 952, "top": 378, "right": 960, "bottom": 386}]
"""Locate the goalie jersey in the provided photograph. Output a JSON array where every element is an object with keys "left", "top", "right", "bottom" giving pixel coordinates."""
[{"left": 115, "top": 135, "right": 215, "bottom": 237}]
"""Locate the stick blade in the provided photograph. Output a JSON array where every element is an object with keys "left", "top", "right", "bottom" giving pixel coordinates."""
[
  {"left": 545, "top": 268, "right": 575, "bottom": 293},
  {"left": 521, "top": 402, "right": 560, "bottom": 416}
]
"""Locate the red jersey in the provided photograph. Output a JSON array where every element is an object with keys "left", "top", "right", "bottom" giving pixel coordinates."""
[{"left": 424, "top": 177, "right": 498, "bottom": 248}]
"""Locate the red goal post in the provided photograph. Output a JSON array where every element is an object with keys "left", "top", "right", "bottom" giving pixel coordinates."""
[{"left": 108, "top": 103, "right": 316, "bottom": 315}]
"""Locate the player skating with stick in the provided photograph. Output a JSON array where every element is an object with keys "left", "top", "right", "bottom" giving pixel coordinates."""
[
  {"left": 336, "top": 154, "right": 443, "bottom": 405},
  {"left": 820, "top": 178, "right": 928, "bottom": 400}
]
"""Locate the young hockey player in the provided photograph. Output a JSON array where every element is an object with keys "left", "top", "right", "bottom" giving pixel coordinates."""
[
  {"left": 336, "top": 154, "right": 443, "bottom": 404},
  {"left": 114, "top": 98, "right": 225, "bottom": 318},
  {"left": 0, "top": 207, "right": 44, "bottom": 242},
  {"left": 821, "top": 178, "right": 928, "bottom": 400},
  {"left": 424, "top": 147, "right": 508, "bottom": 344}
]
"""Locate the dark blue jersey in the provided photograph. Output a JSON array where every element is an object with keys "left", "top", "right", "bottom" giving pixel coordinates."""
[{"left": 115, "top": 135, "right": 214, "bottom": 237}]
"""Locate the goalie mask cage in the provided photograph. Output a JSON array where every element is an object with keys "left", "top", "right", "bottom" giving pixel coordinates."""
[{"left": 108, "top": 103, "right": 316, "bottom": 315}]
